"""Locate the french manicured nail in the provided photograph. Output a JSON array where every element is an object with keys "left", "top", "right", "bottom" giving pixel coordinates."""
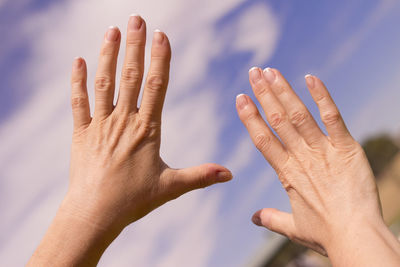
[
  {"left": 73, "top": 57, "right": 83, "bottom": 69},
  {"left": 236, "top": 94, "right": 248, "bottom": 110},
  {"left": 154, "top": 29, "right": 164, "bottom": 44},
  {"left": 249, "top": 67, "right": 262, "bottom": 83},
  {"left": 305, "top": 74, "right": 315, "bottom": 89},
  {"left": 252, "top": 214, "right": 262, "bottom": 226},
  {"left": 217, "top": 171, "right": 233, "bottom": 181},
  {"left": 106, "top": 26, "right": 119, "bottom": 42},
  {"left": 263, "top": 68, "right": 276, "bottom": 84},
  {"left": 129, "top": 14, "right": 143, "bottom": 31}
]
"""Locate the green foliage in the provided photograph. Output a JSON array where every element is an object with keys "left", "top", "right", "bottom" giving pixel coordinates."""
[{"left": 362, "top": 134, "right": 399, "bottom": 178}]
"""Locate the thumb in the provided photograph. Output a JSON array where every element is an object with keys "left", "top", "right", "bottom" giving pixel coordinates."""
[
  {"left": 166, "top": 163, "right": 232, "bottom": 194},
  {"left": 252, "top": 208, "right": 296, "bottom": 240},
  {"left": 252, "top": 208, "right": 327, "bottom": 256}
]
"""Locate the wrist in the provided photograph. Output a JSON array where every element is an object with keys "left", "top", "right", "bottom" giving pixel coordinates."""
[
  {"left": 325, "top": 216, "right": 379, "bottom": 250},
  {"left": 28, "top": 195, "right": 123, "bottom": 267},
  {"left": 60, "top": 191, "right": 118, "bottom": 230},
  {"left": 325, "top": 216, "right": 400, "bottom": 266}
]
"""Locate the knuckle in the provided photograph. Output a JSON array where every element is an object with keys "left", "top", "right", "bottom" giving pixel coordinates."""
[
  {"left": 276, "top": 168, "right": 294, "bottom": 192},
  {"left": 128, "top": 117, "right": 146, "bottom": 144},
  {"left": 281, "top": 180, "right": 294, "bottom": 193},
  {"left": 126, "top": 38, "right": 145, "bottom": 47},
  {"left": 254, "top": 133, "right": 272, "bottom": 153},
  {"left": 71, "top": 79, "right": 85, "bottom": 88},
  {"left": 353, "top": 142, "right": 364, "bottom": 153},
  {"left": 245, "top": 111, "right": 259, "bottom": 123},
  {"left": 71, "top": 95, "right": 88, "bottom": 109},
  {"left": 339, "top": 141, "right": 360, "bottom": 157},
  {"left": 314, "top": 94, "right": 327, "bottom": 104},
  {"left": 95, "top": 76, "right": 113, "bottom": 91},
  {"left": 121, "top": 64, "right": 142, "bottom": 83},
  {"left": 253, "top": 82, "right": 268, "bottom": 96},
  {"left": 100, "top": 45, "right": 116, "bottom": 56},
  {"left": 152, "top": 50, "right": 171, "bottom": 61},
  {"left": 269, "top": 112, "right": 287, "bottom": 129},
  {"left": 321, "top": 110, "right": 341, "bottom": 126},
  {"left": 196, "top": 172, "right": 210, "bottom": 189},
  {"left": 139, "top": 119, "right": 161, "bottom": 139},
  {"left": 114, "top": 113, "right": 129, "bottom": 128},
  {"left": 290, "top": 110, "right": 309, "bottom": 127},
  {"left": 146, "top": 75, "right": 164, "bottom": 92}
]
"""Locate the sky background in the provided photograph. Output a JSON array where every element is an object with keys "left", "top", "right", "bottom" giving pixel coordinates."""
[{"left": 1, "top": 0, "right": 400, "bottom": 266}]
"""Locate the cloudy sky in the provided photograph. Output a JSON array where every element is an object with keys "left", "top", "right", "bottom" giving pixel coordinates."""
[{"left": 1, "top": 0, "right": 400, "bottom": 266}]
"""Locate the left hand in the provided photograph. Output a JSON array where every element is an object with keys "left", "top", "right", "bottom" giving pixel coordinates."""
[{"left": 235, "top": 67, "right": 395, "bottom": 262}]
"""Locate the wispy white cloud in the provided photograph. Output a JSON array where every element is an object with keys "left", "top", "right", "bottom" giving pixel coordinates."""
[
  {"left": 232, "top": 2, "right": 280, "bottom": 66},
  {"left": 162, "top": 90, "right": 222, "bottom": 167},
  {"left": 99, "top": 189, "right": 224, "bottom": 267},
  {"left": 0, "top": 0, "right": 280, "bottom": 266},
  {"left": 224, "top": 135, "right": 255, "bottom": 174}
]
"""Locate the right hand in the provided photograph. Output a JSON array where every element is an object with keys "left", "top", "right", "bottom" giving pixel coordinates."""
[
  {"left": 66, "top": 15, "right": 232, "bottom": 233},
  {"left": 236, "top": 67, "right": 400, "bottom": 265},
  {"left": 28, "top": 15, "right": 233, "bottom": 267}
]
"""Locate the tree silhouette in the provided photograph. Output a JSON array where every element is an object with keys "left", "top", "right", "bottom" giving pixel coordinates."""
[{"left": 362, "top": 134, "right": 399, "bottom": 178}]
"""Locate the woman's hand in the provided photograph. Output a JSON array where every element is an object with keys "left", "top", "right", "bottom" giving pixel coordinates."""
[
  {"left": 67, "top": 16, "right": 232, "bottom": 231},
  {"left": 28, "top": 15, "right": 231, "bottom": 266},
  {"left": 236, "top": 67, "right": 400, "bottom": 266}
]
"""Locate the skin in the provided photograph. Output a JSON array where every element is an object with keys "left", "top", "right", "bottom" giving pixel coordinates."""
[
  {"left": 236, "top": 67, "right": 400, "bottom": 266},
  {"left": 27, "top": 15, "right": 399, "bottom": 267},
  {"left": 27, "top": 15, "right": 232, "bottom": 266}
]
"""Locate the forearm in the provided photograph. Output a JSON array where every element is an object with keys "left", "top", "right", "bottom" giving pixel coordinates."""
[
  {"left": 327, "top": 219, "right": 400, "bottom": 267},
  {"left": 27, "top": 198, "right": 121, "bottom": 267}
]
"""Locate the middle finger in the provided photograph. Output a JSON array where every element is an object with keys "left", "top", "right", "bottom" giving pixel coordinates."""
[
  {"left": 116, "top": 15, "right": 146, "bottom": 114},
  {"left": 263, "top": 68, "right": 325, "bottom": 147},
  {"left": 249, "top": 67, "right": 302, "bottom": 150}
]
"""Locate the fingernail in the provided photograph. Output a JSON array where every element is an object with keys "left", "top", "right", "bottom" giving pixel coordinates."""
[
  {"left": 249, "top": 67, "right": 262, "bottom": 83},
  {"left": 73, "top": 57, "right": 83, "bottom": 69},
  {"left": 154, "top": 29, "right": 164, "bottom": 44},
  {"left": 236, "top": 94, "right": 248, "bottom": 110},
  {"left": 305, "top": 74, "right": 315, "bottom": 89},
  {"left": 263, "top": 68, "right": 276, "bottom": 84},
  {"left": 217, "top": 171, "right": 233, "bottom": 181},
  {"left": 106, "top": 26, "right": 119, "bottom": 42},
  {"left": 252, "top": 214, "right": 262, "bottom": 226},
  {"left": 129, "top": 14, "right": 143, "bottom": 31}
]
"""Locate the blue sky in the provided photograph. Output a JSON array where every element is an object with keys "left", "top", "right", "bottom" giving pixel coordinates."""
[{"left": 1, "top": 0, "right": 400, "bottom": 266}]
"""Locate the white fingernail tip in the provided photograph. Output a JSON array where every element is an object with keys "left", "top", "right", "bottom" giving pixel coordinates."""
[
  {"left": 248, "top": 66, "right": 258, "bottom": 73},
  {"left": 263, "top": 67, "right": 272, "bottom": 73}
]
